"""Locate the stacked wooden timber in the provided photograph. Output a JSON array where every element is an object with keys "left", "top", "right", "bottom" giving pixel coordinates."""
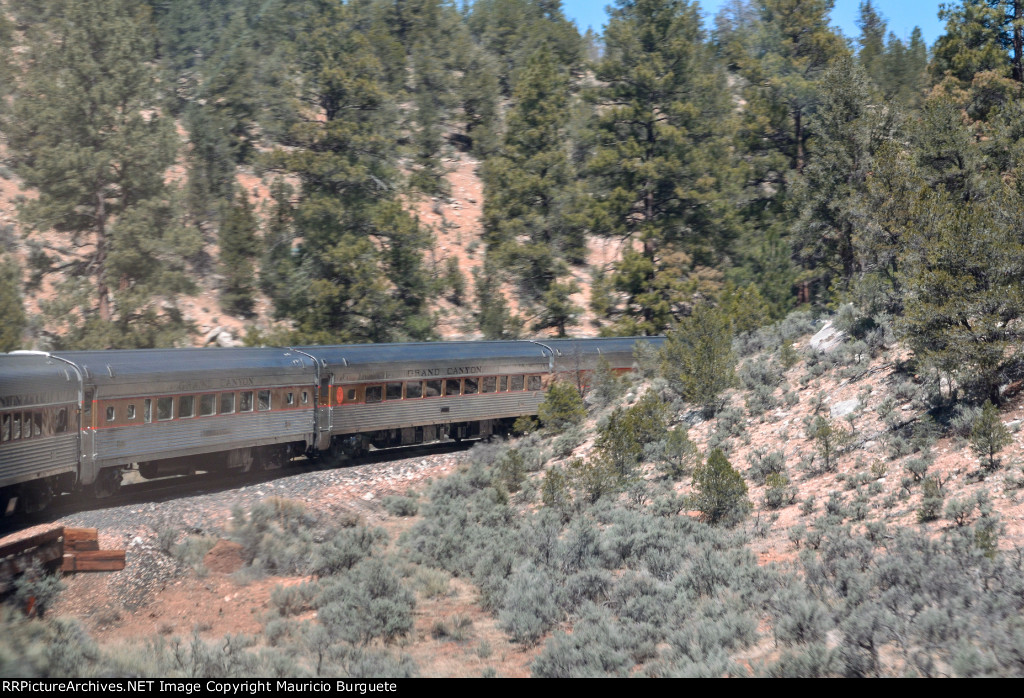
[
  {"left": 0, "top": 526, "right": 124, "bottom": 592},
  {"left": 61, "top": 527, "right": 125, "bottom": 572}
]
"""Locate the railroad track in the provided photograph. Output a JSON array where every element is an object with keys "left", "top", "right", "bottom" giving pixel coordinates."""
[{"left": 0, "top": 439, "right": 476, "bottom": 536}]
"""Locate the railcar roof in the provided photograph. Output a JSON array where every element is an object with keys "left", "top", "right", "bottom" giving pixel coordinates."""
[
  {"left": 0, "top": 353, "right": 80, "bottom": 405},
  {"left": 293, "top": 340, "right": 554, "bottom": 366},
  {"left": 46, "top": 347, "right": 312, "bottom": 384}
]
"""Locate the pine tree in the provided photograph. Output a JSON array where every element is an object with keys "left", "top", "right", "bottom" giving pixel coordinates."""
[
  {"left": 789, "top": 56, "right": 901, "bottom": 304},
  {"left": 219, "top": 188, "right": 258, "bottom": 317},
  {"left": 483, "top": 46, "right": 581, "bottom": 332},
  {"left": 585, "top": 0, "right": 740, "bottom": 335},
  {"left": 5, "top": 0, "right": 200, "bottom": 349},
  {"left": 267, "top": 0, "right": 433, "bottom": 344},
  {"left": 0, "top": 256, "right": 26, "bottom": 352},
  {"left": 932, "top": 0, "right": 1024, "bottom": 84}
]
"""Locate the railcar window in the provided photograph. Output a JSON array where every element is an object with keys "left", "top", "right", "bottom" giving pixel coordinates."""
[
  {"left": 127, "top": 405, "right": 136, "bottom": 421},
  {"left": 258, "top": 390, "right": 271, "bottom": 411},
  {"left": 366, "top": 386, "right": 383, "bottom": 404},
  {"left": 1, "top": 414, "right": 9, "bottom": 442},
  {"left": 498, "top": 376, "right": 508, "bottom": 392},
  {"left": 144, "top": 399, "right": 152, "bottom": 424},
  {"left": 33, "top": 413, "right": 42, "bottom": 437},
  {"left": 406, "top": 381, "right": 422, "bottom": 398},
  {"left": 12, "top": 414, "right": 20, "bottom": 440},
  {"left": 220, "top": 393, "right": 235, "bottom": 414},
  {"left": 510, "top": 375, "right": 525, "bottom": 391},
  {"left": 445, "top": 379, "right": 461, "bottom": 396},
  {"left": 302, "top": 391, "right": 309, "bottom": 405},
  {"left": 56, "top": 408, "right": 68, "bottom": 434},
  {"left": 200, "top": 394, "right": 216, "bottom": 416},
  {"left": 106, "top": 406, "right": 116, "bottom": 422},
  {"left": 286, "top": 392, "right": 295, "bottom": 406},
  {"left": 157, "top": 397, "right": 173, "bottom": 421},
  {"left": 346, "top": 389, "right": 356, "bottom": 402},
  {"left": 240, "top": 392, "right": 254, "bottom": 412},
  {"left": 528, "top": 375, "right": 542, "bottom": 391},
  {"left": 425, "top": 380, "right": 442, "bottom": 397},
  {"left": 386, "top": 382, "right": 403, "bottom": 401},
  {"left": 482, "top": 377, "right": 496, "bottom": 393},
  {"left": 18, "top": 413, "right": 26, "bottom": 440},
  {"left": 464, "top": 377, "right": 478, "bottom": 395},
  {"left": 180, "top": 395, "right": 195, "bottom": 418}
]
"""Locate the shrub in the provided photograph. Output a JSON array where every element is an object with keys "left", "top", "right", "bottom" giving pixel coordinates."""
[
  {"left": 917, "top": 477, "right": 945, "bottom": 523},
  {"left": 690, "top": 449, "right": 751, "bottom": 526},
  {"left": 809, "top": 417, "right": 850, "bottom": 474},
  {"left": 594, "top": 391, "right": 668, "bottom": 479},
  {"left": 763, "top": 473, "right": 795, "bottom": 510},
  {"left": 747, "top": 448, "right": 786, "bottom": 485},
  {"left": 382, "top": 495, "right": 419, "bottom": 517},
  {"left": 316, "top": 559, "right": 416, "bottom": 647},
  {"left": 645, "top": 426, "right": 699, "bottom": 481},
  {"left": 538, "top": 381, "right": 587, "bottom": 431},
  {"left": 970, "top": 401, "right": 1012, "bottom": 471},
  {"left": 660, "top": 305, "right": 737, "bottom": 416}
]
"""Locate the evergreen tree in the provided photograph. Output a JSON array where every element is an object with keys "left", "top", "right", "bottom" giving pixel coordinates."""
[
  {"left": 660, "top": 304, "right": 736, "bottom": 416},
  {"left": 467, "top": 0, "right": 582, "bottom": 95},
  {"left": 932, "top": 0, "right": 1024, "bottom": 84},
  {"left": 0, "top": 256, "right": 26, "bottom": 352},
  {"left": 266, "top": 0, "right": 433, "bottom": 344},
  {"left": 790, "top": 56, "right": 901, "bottom": 304},
  {"left": 473, "top": 256, "right": 519, "bottom": 339},
  {"left": 741, "top": 0, "right": 847, "bottom": 173},
  {"left": 586, "top": 0, "right": 741, "bottom": 335},
  {"left": 5, "top": 0, "right": 200, "bottom": 349},
  {"left": 691, "top": 448, "right": 751, "bottom": 526},
  {"left": 483, "top": 46, "right": 581, "bottom": 331},
  {"left": 219, "top": 188, "right": 259, "bottom": 317},
  {"left": 970, "top": 401, "right": 1013, "bottom": 470}
]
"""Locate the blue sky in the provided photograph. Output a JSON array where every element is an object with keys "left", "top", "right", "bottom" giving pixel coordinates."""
[{"left": 562, "top": 1, "right": 947, "bottom": 47}]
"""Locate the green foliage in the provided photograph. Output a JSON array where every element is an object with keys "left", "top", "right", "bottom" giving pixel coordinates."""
[
  {"left": 538, "top": 381, "right": 586, "bottom": 432},
  {"left": 264, "top": 1, "right": 433, "bottom": 344},
  {"left": 594, "top": 391, "right": 668, "bottom": 480},
  {"left": 660, "top": 304, "right": 737, "bottom": 416},
  {"left": 763, "top": 472, "right": 795, "bottom": 510},
  {"left": 5, "top": 0, "right": 199, "bottom": 348},
  {"left": 690, "top": 448, "right": 751, "bottom": 526},
  {"left": 809, "top": 417, "right": 850, "bottom": 474},
  {"left": 316, "top": 559, "right": 415, "bottom": 647},
  {"left": 474, "top": 256, "right": 519, "bottom": 339},
  {"left": 917, "top": 477, "right": 945, "bottom": 523},
  {"left": 645, "top": 426, "right": 699, "bottom": 481},
  {"left": 584, "top": 0, "right": 740, "bottom": 335},
  {"left": 0, "top": 255, "right": 26, "bottom": 351},
  {"left": 970, "top": 401, "right": 1013, "bottom": 471},
  {"left": 218, "top": 189, "right": 258, "bottom": 317}
]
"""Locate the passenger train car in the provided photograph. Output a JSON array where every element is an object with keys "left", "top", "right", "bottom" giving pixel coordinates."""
[{"left": 0, "top": 337, "right": 660, "bottom": 513}]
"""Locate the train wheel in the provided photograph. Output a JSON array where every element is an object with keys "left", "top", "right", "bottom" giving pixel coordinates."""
[
  {"left": 21, "top": 481, "right": 54, "bottom": 513},
  {"left": 92, "top": 468, "right": 122, "bottom": 498}
]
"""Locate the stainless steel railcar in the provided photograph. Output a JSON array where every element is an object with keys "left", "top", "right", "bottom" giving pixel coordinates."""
[{"left": 0, "top": 337, "right": 659, "bottom": 512}]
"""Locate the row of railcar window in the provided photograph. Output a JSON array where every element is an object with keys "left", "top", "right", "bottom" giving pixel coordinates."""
[
  {"left": 1, "top": 407, "right": 70, "bottom": 442},
  {"left": 96, "top": 388, "right": 311, "bottom": 427},
  {"left": 338, "top": 374, "right": 545, "bottom": 405}
]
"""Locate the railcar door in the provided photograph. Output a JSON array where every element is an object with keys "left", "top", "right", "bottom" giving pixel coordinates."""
[{"left": 316, "top": 374, "right": 333, "bottom": 451}]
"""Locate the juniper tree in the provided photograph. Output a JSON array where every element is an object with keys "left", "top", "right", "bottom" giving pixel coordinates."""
[
  {"left": 660, "top": 304, "right": 736, "bottom": 416},
  {"left": 691, "top": 448, "right": 751, "bottom": 526},
  {"left": 970, "top": 401, "right": 1013, "bottom": 471}
]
